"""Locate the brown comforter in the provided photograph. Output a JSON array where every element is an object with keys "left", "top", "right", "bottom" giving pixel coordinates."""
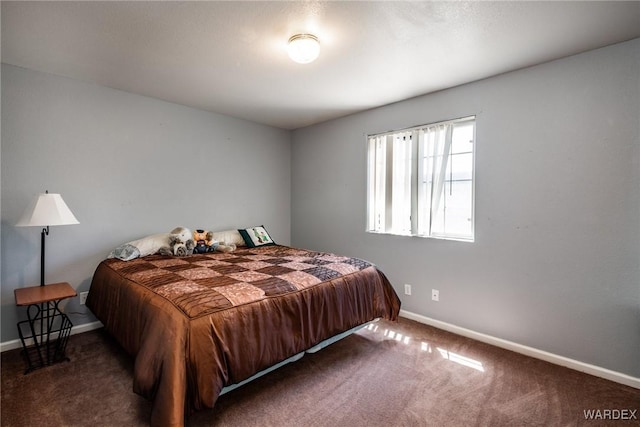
[{"left": 87, "top": 245, "right": 400, "bottom": 426}]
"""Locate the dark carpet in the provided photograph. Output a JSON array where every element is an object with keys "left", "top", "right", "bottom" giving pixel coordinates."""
[{"left": 1, "top": 317, "right": 638, "bottom": 426}]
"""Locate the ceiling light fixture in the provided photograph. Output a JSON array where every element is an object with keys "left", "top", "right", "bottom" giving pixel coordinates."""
[{"left": 287, "top": 34, "right": 320, "bottom": 64}]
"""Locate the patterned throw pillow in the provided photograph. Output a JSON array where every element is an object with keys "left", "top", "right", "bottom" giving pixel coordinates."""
[{"left": 238, "top": 226, "right": 276, "bottom": 247}]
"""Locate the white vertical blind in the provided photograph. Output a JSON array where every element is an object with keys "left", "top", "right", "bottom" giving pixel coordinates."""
[
  {"left": 367, "top": 135, "right": 389, "bottom": 232},
  {"left": 391, "top": 131, "right": 413, "bottom": 234}
]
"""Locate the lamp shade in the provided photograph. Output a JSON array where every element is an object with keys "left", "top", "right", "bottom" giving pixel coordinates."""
[{"left": 16, "top": 192, "right": 79, "bottom": 227}]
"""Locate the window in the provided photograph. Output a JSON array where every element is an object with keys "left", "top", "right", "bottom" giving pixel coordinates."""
[{"left": 367, "top": 116, "right": 475, "bottom": 241}]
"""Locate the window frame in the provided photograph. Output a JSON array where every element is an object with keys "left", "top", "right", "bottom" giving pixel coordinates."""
[{"left": 366, "top": 115, "right": 476, "bottom": 242}]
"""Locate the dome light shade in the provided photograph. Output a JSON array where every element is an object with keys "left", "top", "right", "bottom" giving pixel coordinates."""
[{"left": 287, "top": 34, "right": 320, "bottom": 64}]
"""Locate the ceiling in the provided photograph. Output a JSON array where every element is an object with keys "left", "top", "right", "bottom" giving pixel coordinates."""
[{"left": 2, "top": 1, "right": 640, "bottom": 130}]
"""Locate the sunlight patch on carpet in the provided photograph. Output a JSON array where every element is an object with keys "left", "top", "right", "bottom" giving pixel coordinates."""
[
  {"left": 437, "top": 347, "right": 485, "bottom": 372},
  {"left": 382, "top": 328, "right": 412, "bottom": 345},
  {"left": 365, "top": 323, "right": 484, "bottom": 372}
]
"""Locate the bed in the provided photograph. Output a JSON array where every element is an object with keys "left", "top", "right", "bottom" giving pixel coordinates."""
[{"left": 86, "top": 244, "right": 400, "bottom": 427}]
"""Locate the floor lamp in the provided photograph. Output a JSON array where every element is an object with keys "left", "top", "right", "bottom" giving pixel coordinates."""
[{"left": 16, "top": 191, "right": 79, "bottom": 286}]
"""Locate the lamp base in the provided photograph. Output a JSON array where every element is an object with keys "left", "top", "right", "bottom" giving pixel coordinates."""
[{"left": 16, "top": 301, "right": 73, "bottom": 373}]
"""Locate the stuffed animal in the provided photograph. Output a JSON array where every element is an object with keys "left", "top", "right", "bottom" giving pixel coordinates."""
[
  {"left": 109, "top": 226, "right": 194, "bottom": 261},
  {"left": 157, "top": 227, "right": 195, "bottom": 256},
  {"left": 215, "top": 241, "right": 236, "bottom": 253},
  {"left": 193, "top": 229, "right": 236, "bottom": 253},
  {"left": 192, "top": 229, "right": 214, "bottom": 253}
]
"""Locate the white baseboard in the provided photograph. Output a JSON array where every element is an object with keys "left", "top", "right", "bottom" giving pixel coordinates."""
[
  {"left": 0, "top": 320, "right": 104, "bottom": 353},
  {"left": 400, "top": 309, "right": 640, "bottom": 390}
]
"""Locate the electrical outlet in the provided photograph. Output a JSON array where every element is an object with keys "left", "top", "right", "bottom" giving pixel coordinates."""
[
  {"left": 404, "top": 284, "right": 412, "bottom": 295},
  {"left": 79, "top": 291, "right": 89, "bottom": 305},
  {"left": 431, "top": 289, "right": 439, "bottom": 302}
]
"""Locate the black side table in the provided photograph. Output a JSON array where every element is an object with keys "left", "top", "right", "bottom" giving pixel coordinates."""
[{"left": 14, "top": 282, "right": 77, "bottom": 373}]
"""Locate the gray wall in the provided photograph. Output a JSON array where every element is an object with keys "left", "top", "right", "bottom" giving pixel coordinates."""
[
  {"left": 291, "top": 39, "right": 640, "bottom": 377},
  {"left": 1, "top": 64, "right": 291, "bottom": 341}
]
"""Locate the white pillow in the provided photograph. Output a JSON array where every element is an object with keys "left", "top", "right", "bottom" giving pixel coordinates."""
[
  {"left": 108, "top": 233, "right": 170, "bottom": 261},
  {"left": 209, "top": 229, "right": 246, "bottom": 247}
]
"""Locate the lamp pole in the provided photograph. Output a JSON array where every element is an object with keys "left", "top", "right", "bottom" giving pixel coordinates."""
[{"left": 40, "top": 226, "right": 49, "bottom": 287}]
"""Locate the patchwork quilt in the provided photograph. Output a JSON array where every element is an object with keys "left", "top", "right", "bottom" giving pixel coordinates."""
[
  {"left": 88, "top": 245, "right": 400, "bottom": 427},
  {"left": 104, "top": 246, "right": 375, "bottom": 318}
]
